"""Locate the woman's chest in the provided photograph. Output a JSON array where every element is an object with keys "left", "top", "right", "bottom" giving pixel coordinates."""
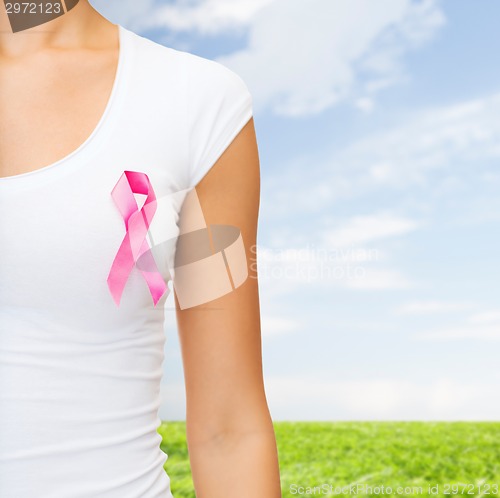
[{"left": 0, "top": 49, "right": 118, "bottom": 178}]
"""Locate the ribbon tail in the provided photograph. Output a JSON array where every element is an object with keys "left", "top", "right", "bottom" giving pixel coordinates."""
[
  {"left": 137, "top": 239, "right": 169, "bottom": 306},
  {"left": 107, "top": 233, "right": 135, "bottom": 306}
]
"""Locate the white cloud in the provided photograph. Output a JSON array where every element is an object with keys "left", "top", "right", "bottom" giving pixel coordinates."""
[
  {"left": 262, "top": 91, "right": 500, "bottom": 220},
  {"left": 91, "top": 0, "right": 445, "bottom": 115},
  {"left": 136, "top": 0, "right": 274, "bottom": 35},
  {"left": 414, "top": 310, "right": 500, "bottom": 341},
  {"left": 89, "top": 0, "right": 156, "bottom": 29},
  {"left": 322, "top": 213, "right": 420, "bottom": 248},
  {"left": 254, "top": 242, "right": 412, "bottom": 293},
  {"left": 255, "top": 214, "right": 418, "bottom": 296},
  {"left": 216, "top": 0, "right": 445, "bottom": 116},
  {"left": 264, "top": 375, "right": 500, "bottom": 420},
  {"left": 415, "top": 325, "right": 500, "bottom": 341},
  {"left": 345, "top": 268, "right": 413, "bottom": 290},
  {"left": 90, "top": 0, "right": 273, "bottom": 35},
  {"left": 260, "top": 316, "right": 301, "bottom": 336},
  {"left": 355, "top": 97, "right": 376, "bottom": 113},
  {"left": 340, "top": 93, "right": 500, "bottom": 190},
  {"left": 397, "top": 300, "right": 472, "bottom": 314},
  {"left": 469, "top": 311, "right": 500, "bottom": 324},
  {"left": 160, "top": 375, "right": 500, "bottom": 421}
]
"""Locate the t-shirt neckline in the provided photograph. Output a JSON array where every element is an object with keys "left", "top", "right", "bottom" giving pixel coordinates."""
[{"left": 0, "top": 24, "right": 128, "bottom": 185}]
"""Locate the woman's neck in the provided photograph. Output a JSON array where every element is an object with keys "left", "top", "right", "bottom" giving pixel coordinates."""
[{"left": 0, "top": 0, "right": 109, "bottom": 58}]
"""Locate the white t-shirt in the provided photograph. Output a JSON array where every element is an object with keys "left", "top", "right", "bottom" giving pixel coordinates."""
[{"left": 0, "top": 24, "right": 253, "bottom": 497}]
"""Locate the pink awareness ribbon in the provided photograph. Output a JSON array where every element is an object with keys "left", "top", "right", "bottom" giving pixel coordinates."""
[{"left": 107, "top": 170, "right": 169, "bottom": 307}]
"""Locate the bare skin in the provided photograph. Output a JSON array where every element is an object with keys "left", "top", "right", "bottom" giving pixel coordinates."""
[
  {"left": 0, "top": 2, "right": 282, "bottom": 496},
  {"left": 0, "top": 2, "right": 119, "bottom": 177},
  {"left": 175, "top": 121, "right": 282, "bottom": 497}
]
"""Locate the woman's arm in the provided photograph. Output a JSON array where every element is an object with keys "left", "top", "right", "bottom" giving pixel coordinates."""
[{"left": 174, "top": 117, "right": 281, "bottom": 497}]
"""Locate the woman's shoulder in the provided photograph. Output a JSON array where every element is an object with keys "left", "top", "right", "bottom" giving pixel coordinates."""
[{"left": 122, "top": 25, "right": 249, "bottom": 94}]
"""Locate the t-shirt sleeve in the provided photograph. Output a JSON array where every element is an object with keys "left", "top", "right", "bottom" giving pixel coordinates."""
[{"left": 186, "top": 56, "right": 253, "bottom": 190}]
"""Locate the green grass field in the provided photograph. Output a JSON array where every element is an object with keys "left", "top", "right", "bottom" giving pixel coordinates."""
[{"left": 158, "top": 421, "right": 500, "bottom": 497}]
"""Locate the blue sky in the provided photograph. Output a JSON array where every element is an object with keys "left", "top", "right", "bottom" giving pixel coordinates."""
[{"left": 91, "top": 0, "right": 500, "bottom": 420}]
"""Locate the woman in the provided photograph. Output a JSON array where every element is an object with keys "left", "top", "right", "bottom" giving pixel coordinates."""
[{"left": 0, "top": 1, "right": 281, "bottom": 497}]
